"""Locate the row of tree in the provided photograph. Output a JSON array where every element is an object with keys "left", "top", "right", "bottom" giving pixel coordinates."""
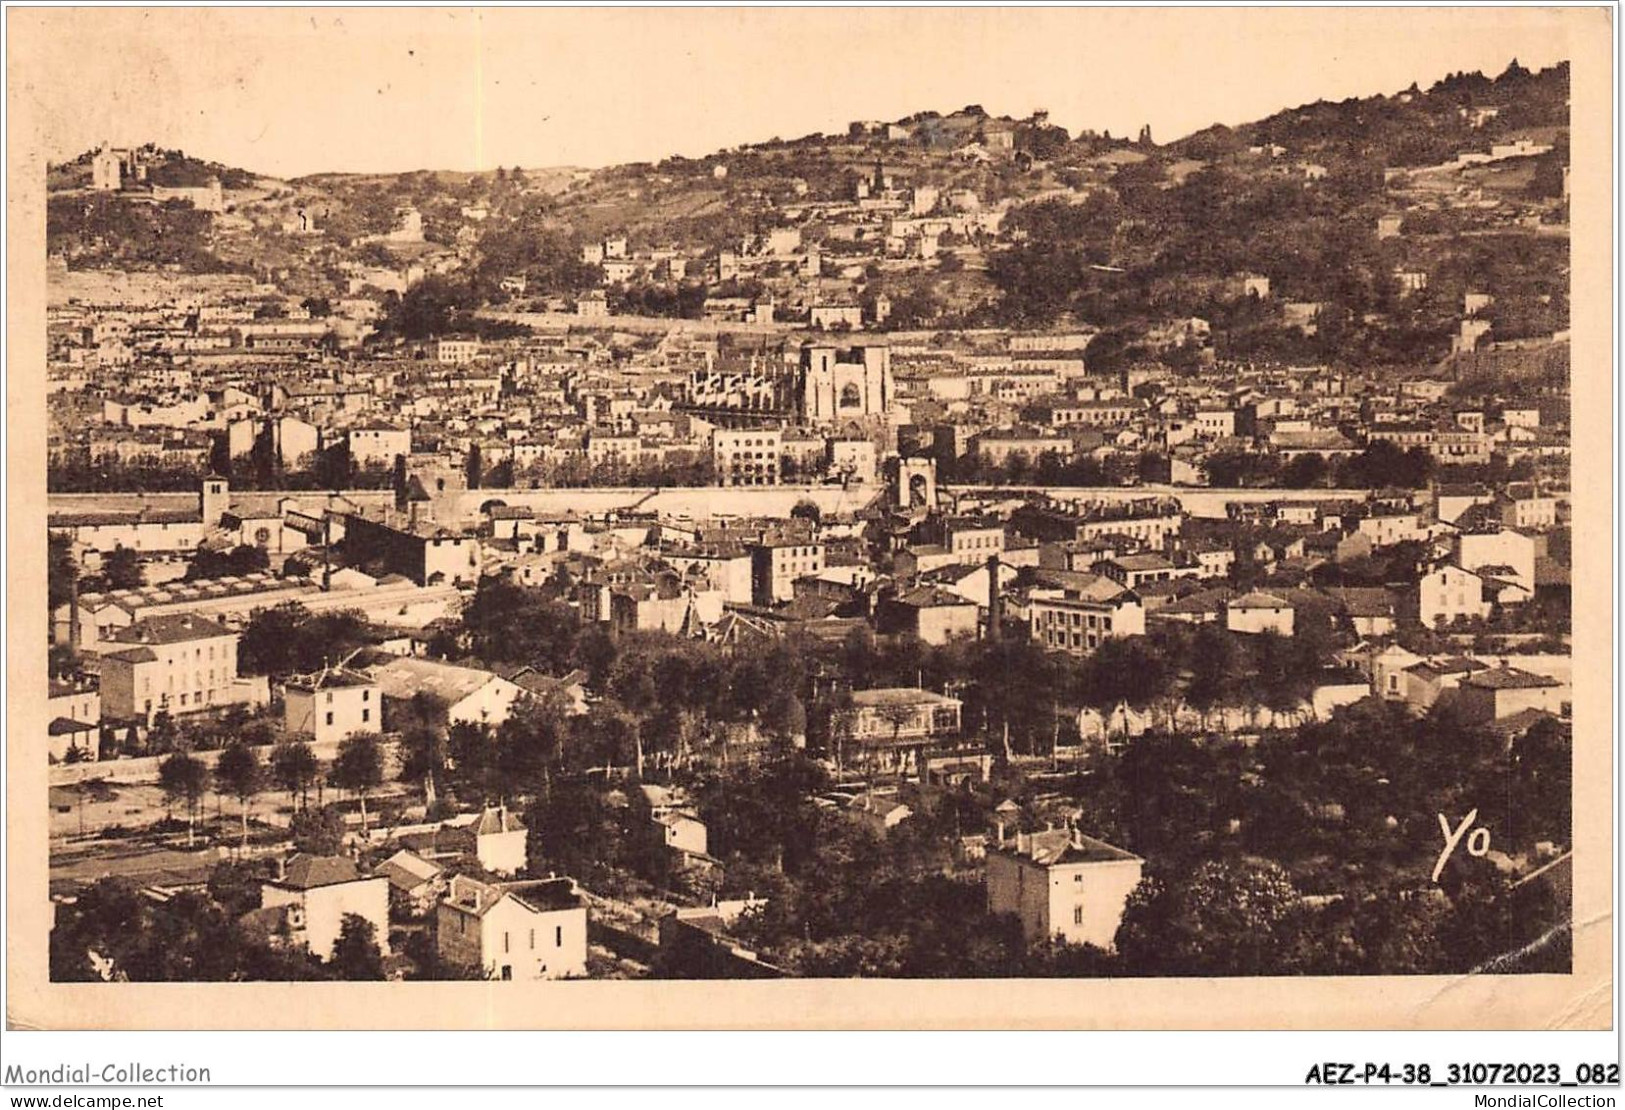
[{"left": 153, "top": 732, "right": 384, "bottom": 848}]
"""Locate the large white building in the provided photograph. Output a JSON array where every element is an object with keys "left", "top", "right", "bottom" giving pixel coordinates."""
[
  {"left": 99, "top": 614, "right": 244, "bottom": 723},
  {"left": 712, "top": 428, "right": 782, "bottom": 487},
  {"left": 1029, "top": 578, "right": 1146, "bottom": 656}
]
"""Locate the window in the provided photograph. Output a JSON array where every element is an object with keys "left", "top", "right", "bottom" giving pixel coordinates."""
[
  {"left": 555, "top": 926, "right": 563, "bottom": 947},
  {"left": 1074, "top": 906, "right": 1084, "bottom": 926},
  {"left": 362, "top": 690, "right": 370, "bottom": 702},
  {"left": 325, "top": 712, "right": 334, "bottom": 726},
  {"left": 500, "top": 966, "right": 512, "bottom": 981},
  {"left": 529, "top": 929, "right": 535, "bottom": 950},
  {"left": 503, "top": 932, "right": 510, "bottom": 954},
  {"left": 362, "top": 709, "right": 370, "bottom": 723},
  {"left": 326, "top": 692, "right": 334, "bottom": 704}
]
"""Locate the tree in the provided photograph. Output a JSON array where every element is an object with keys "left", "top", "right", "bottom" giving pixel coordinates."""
[
  {"left": 102, "top": 546, "right": 145, "bottom": 591},
  {"left": 1185, "top": 624, "right": 1246, "bottom": 728},
  {"left": 185, "top": 544, "right": 270, "bottom": 581},
  {"left": 331, "top": 732, "right": 384, "bottom": 833},
  {"left": 1115, "top": 858, "right": 1303, "bottom": 976},
  {"left": 206, "top": 861, "right": 265, "bottom": 918},
  {"left": 270, "top": 739, "right": 320, "bottom": 811},
  {"left": 49, "top": 642, "right": 83, "bottom": 681},
  {"left": 460, "top": 578, "right": 582, "bottom": 669},
  {"left": 214, "top": 743, "right": 265, "bottom": 849},
  {"left": 48, "top": 534, "right": 78, "bottom": 616},
  {"left": 789, "top": 499, "right": 822, "bottom": 526},
  {"left": 239, "top": 603, "right": 372, "bottom": 678},
  {"left": 290, "top": 805, "right": 346, "bottom": 856},
  {"left": 1509, "top": 716, "right": 1571, "bottom": 851},
  {"left": 158, "top": 752, "right": 209, "bottom": 847},
  {"left": 396, "top": 692, "right": 452, "bottom": 809},
  {"left": 392, "top": 453, "right": 409, "bottom": 509},
  {"left": 329, "top": 914, "right": 385, "bottom": 980},
  {"left": 465, "top": 443, "right": 483, "bottom": 491},
  {"left": 762, "top": 690, "right": 808, "bottom": 748},
  {"left": 383, "top": 275, "right": 477, "bottom": 340},
  {"left": 1085, "top": 637, "right": 1173, "bottom": 717},
  {"left": 1281, "top": 452, "right": 1329, "bottom": 489},
  {"left": 493, "top": 688, "right": 574, "bottom": 795}
]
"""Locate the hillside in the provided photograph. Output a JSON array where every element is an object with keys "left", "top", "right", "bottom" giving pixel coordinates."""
[
  {"left": 1168, "top": 59, "right": 1568, "bottom": 167},
  {"left": 44, "top": 60, "right": 1568, "bottom": 369}
]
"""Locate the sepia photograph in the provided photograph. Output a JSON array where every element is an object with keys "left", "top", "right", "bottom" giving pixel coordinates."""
[{"left": 4, "top": 5, "right": 1614, "bottom": 1039}]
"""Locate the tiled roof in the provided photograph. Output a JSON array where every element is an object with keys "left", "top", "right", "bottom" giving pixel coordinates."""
[
  {"left": 1229, "top": 590, "right": 1292, "bottom": 609},
  {"left": 48, "top": 717, "right": 98, "bottom": 735},
  {"left": 377, "top": 849, "right": 443, "bottom": 891},
  {"left": 474, "top": 806, "right": 526, "bottom": 836},
  {"left": 1461, "top": 666, "right": 1559, "bottom": 691},
  {"left": 271, "top": 854, "right": 363, "bottom": 890},
  {"left": 106, "top": 613, "right": 234, "bottom": 647},
  {"left": 368, "top": 656, "right": 500, "bottom": 704},
  {"left": 991, "top": 829, "right": 1141, "bottom": 867}
]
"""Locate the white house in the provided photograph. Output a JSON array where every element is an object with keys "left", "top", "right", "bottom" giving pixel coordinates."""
[
  {"left": 472, "top": 805, "right": 528, "bottom": 876},
  {"left": 655, "top": 811, "right": 710, "bottom": 856},
  {"left": 1457, "top": 528, "right": 1536, "bottom": 592},
  {"left": 1418, "top": 564, "right": 1489, "bottom": 629},
  {"left": 258, "top": 854, "right": 390, "bottom": 961},
  {"left": 348, "top": 424, "right": 412, "bottom": 466},
  {"left": 370, "top": 657, "right": 526, "bottom": 728},
  {"left": 48, "top": 677, "right": 102, "bottom": 763},
  {"left": 985, "top": 829, "right": 1143, "bottom": 950},
  {"left": 436, "top": 875, "right": 588, "bottom": 980},
  {"left": 1225, "top": 591, "right": 1295, "bottom": 636},
  {"left": 283, "top": 667, "right": 380, "bottom": 743}
]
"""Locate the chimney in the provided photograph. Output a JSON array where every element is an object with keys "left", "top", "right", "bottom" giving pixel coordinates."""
[
  {"left": 985, "top": 554, "right": 1002, "bottom": 641},
  {"left": 68, "top": 569, "right": 81, "bottom": 650}
]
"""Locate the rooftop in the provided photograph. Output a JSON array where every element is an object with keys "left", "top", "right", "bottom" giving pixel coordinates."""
[
  {"left": 368, "top": 656, "right": 502, "bottom": 704},
  {"left": 267, "top": 854, "right": 364, "bottom": 891},
  {"left": 991, "top": 828, "right": 1142, "bottom": 867},
  {"left": 105, "top": 613, "right": 235, "bottom": 647},
  {"left": 851, "top": 687, "right": 960, "bottom": 709},
  {"left": 1461, "top": 666, "right": 1560, "bottom": 691}
]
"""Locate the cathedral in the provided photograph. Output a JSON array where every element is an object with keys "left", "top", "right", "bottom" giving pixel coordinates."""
[
  {"left": 681, "top": 338, "right": 895, "bottom": 427},
  {"left": 799, "top": 339, "right": 893, "bottom": 424}
]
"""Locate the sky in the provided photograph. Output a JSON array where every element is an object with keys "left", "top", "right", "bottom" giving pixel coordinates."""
[{"left": 11, "top": 7, "right": 1585, "bottom": 179}]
